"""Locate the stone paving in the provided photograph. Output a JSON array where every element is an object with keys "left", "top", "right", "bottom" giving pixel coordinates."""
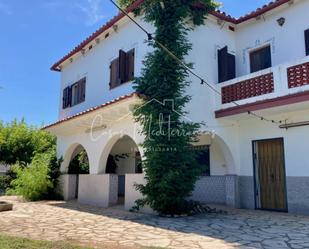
[{"left": 1, "top": 196, "right": 309, "bottom": 249}]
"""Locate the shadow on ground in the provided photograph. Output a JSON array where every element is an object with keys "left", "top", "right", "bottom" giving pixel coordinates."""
[{"left": 49, "top": 200, "right": 309, "bottom": 249}]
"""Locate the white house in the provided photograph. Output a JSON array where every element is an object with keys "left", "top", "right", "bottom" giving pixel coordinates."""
[{"left": 45, "top": 0, "right": 309, "bottom": 215}]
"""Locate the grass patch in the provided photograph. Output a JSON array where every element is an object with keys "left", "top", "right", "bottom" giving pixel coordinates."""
[
  {"left": 0, "top": 234, "right": 167, "bottom": 249},
  {"left": 0, "top": 235, "right": 93, "bottom": 249}
]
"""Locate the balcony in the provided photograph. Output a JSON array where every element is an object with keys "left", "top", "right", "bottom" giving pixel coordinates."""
[{"left": 215, "top": 56, "right": 309, "bottom": 118}]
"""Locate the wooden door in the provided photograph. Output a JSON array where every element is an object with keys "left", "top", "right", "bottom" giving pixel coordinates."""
[{"left": 254, "top": 138, "right": 287, "bottom": 211}]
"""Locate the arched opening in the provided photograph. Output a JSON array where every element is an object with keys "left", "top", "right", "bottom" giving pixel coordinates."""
[
  {"left": 66, "top": 144, "right": 90, "bottom": 199},
  {"left": 190, "top": 133, "right": 238, "bottom": 206},
  {"left": 105, "top": 135, "right": 142, "bottom": 205},
  {"left": 194, "top": 133, "right": 236, "bottom": 175}
]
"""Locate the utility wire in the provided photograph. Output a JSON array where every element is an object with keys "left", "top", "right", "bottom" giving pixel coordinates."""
[{"left": 110, "top": 0, "right": 283, "bottom": 125}]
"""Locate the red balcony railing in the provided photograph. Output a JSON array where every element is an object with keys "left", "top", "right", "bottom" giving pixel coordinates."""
[
  {"left": 221, "top": 73, "right": 274, "bottom": 104},
  {"left": 287, "top": 61, "right": 309, "bottom": 88}
]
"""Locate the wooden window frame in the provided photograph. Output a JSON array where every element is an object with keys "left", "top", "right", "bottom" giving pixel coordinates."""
[
  {"left": 218, "top": 46, "right": 236, "bottom": 83},
  {"left": 109, "top": 48, "right": 135, "bottom": 90},
  {"left": 63, "top": 78, "right": 86, "bottom": 109},
  {"left": 249, "top": 45, "right": 272, "bottom": 73},
  {"left": 62, "top": 86, "right": 71, "bottom": 109},
  {"left": 71, "top": 78, "right": 86, "bottom": 106}
]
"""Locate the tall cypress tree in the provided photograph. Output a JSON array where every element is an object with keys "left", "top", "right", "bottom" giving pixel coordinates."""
[{"left": 119, "top": 0, "right": 218, "bottom": 215}]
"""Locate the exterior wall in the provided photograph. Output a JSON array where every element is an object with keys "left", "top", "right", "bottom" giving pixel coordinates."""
[
  {"left": 190, "top": 175, "right": 239, "bottom": 207},
  {"left": 191, "top": 176, "right": 226, "bottom": 204},
  {"left": 125, "top": 174, "right": 147, "bottom": 211},
  {"left": 236, "top": 0, "right": 309, "bottom": 77},
  {"left": 286, "top": 177, "right": 309, "bottom": 215},
  {"left": 59, "top": 16, "right": 154, "bottom": 120},
  {"left": 57, "top": 115, "right": 144, "bottom": 174},
  {"left": 57, "top": 1, "right": 309, "bottom": 121},
  {"left": 53, "top": 1, "right": 309, "bottom": 215},
  {"left": 78, "top": 174, "right": 118, "bottom": 207},
  {"left": 59, "top": 15, "right": 237, "bottom": 120},
  {"left": 238, "top": 108, "right": 309, "bottom": 177},
  {"left": 59, "top": 174, "right": 77, "bottom": 201},
  {"left": 237, "top": 108, "right": 309, "bottom": 213},
  {"left": 239, "top": 176, "right": 255, "bottom": 209}
]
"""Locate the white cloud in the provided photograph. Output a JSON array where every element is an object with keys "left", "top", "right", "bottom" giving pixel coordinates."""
[
  {"left": 0, "top": 2, "right": 12, "bottom": 15},
  {"left": 44, "top": 0, "right": 106, "bottom": 26},
  {"left": 74, "top": 0, "right": 106, "bottom": 26}
]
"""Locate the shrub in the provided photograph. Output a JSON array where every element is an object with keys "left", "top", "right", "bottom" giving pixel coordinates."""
[
  {"left": 0, "top": 119, "right": 56, "bottom": 165},
  {"left": 7, "top": 153, "right": 53, "bottom": 201},
  {"left": 0, "top": 169, "right": 16, "bottom": 193},
  {"left": 68, "top": 150, "right": 89, "bottom": 174},
  {"left": 132, "top": 1, "right": 218, "bottom": 215},
  {"left": 0, "top": 119, "right": 61, "bottom": 200}
]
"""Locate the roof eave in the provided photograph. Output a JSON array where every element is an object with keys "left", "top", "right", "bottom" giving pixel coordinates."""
[{"left": 50, "top": 0, "right": 295, "bottom": 72}]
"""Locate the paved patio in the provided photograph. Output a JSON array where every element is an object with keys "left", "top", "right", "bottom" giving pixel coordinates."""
[{"left": 0, "top": 197, "right": 309, "bottom": 249}]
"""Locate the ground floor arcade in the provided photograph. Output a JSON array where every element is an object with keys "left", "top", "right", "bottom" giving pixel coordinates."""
[{"left": 44, "top": 94, "right": 309, "bottom": 215}]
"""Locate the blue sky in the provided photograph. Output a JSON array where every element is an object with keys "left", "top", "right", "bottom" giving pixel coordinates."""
[{"left": 0, "top": 0, "right": 270, "bottom": 126}]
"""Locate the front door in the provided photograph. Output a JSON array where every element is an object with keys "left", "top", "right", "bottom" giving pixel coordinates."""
[{"left": 253, "top": 138, "right": 287, "bottom": 211}]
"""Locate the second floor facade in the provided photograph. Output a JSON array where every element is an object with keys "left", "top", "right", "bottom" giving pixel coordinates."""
[{"left": 53, "top": 0, "right": 309, "bottom": 123}]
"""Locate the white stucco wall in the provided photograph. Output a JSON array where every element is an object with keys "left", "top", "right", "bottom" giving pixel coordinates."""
[
  {"left": 59, "top": 174, "right": 77, "bottom": 201},
  {"left": 53, "top": 0, "right": 309, "bottom": 189},
  {"left": 238, "top": 108, "right": 309, "bottom": 177},
  {"left": 78, "top": 174, "right": 118, "bottom": 207},
  {"left": 57, "top": 115, "right": 144, "bottom": 175},
  {"left": 58, "top": 0, "right": 309, "bottom": 121},
  {"left": 236, "top": 0, "right": 309, "bottom": 77},
  {"left": 59, "top": 16, "right": 154, "bottom": 120}
]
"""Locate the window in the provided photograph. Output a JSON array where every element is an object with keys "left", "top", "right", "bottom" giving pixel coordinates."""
[
  {"left": 62, "top": 78, "right": 86, "bottom": 109},
  {"left": 110, "top": 49, "right": 135, "bottom": 89},
  {"left": 193, "top": 145, "right": 210, "bottom": 176},
  {"left": 218, "top": 46, "right": 236, "bottom": 83},
  {"left": 305, "top": 29, "right": 309, "bottom": 56},
  {"left": 62, "top": 86, "right": 72, "bottom": 109},
  {"left": 72, "top": 78, "right": 86, "bottom": 106},
  {"left": 250, "top": 45, "right": 272, "bottom": 73}
]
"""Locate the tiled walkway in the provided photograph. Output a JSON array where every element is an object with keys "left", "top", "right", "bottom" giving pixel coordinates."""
[{"left": 1, "top": 196, "right": 309, "bottom": 249}]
